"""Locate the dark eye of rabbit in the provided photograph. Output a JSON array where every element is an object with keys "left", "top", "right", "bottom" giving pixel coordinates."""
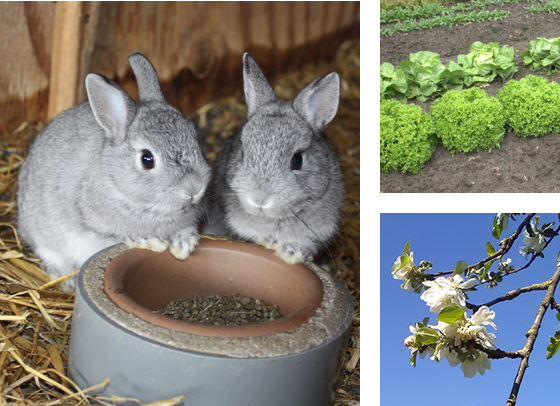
[
  {"left": 291, "top": 152, "right": 303, "bottom": 170},
  {"left": 141, "top": 150, "right": 155, "bottom": 169}
]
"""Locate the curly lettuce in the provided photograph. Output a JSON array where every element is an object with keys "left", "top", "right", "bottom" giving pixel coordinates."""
[
  {"left": 497, "top": 75, "right": 560, "bottom": 137},
  {"left": 380, "top": 100, "right": 438, "bottom": 174},
  {"left": 430, "top": 87, "right": 505, "bottom": 154}
]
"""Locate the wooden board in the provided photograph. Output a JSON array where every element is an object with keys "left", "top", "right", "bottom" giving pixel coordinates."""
[{"left": 0, "top": 1, "right": 360, "bottom": 133}]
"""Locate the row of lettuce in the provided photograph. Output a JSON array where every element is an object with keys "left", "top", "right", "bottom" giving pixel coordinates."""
[
  {"left": 381, "top": 37, "right": 560, "bottom": 103},
  {"left": 381, "top": 75, "right": 560, "bottom": 174},
  {"left": 381, "top": 0, "right": 560, "bottom": 37},
  {"left": 381, "top": 9, "right": 510, "bottom": 37},
  {"left": 380, "top": 0, "right": 530, "bottom": 23}
]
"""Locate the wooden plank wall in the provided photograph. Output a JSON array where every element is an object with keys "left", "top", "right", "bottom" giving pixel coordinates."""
[{"left": 0, "top": 1, "right": 360, "bottom": 134}]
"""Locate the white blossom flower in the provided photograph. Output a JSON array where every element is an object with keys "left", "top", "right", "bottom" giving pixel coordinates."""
[
  {"left": 498, "top": 257, "right": 514, "bottom": 273},
  {"left": 404, "top": 324, "right": 435, "bottom": 360},
  {"left": 432, "top": 346, "right": 461, "bottom": 367},
  {"left": 460, "top": 352, "right": 491, "bottom": 378},
  {"left": 496, "top": 213, "right": 509, "bottom": 231},
  {"left": 420, "top": 274, "right": 477, "bottom": 313},
  {"left": 470, "top": 306, "right": 497, "bottom": 330},
  {"left": 467, "top": 306, "right": 497, "bottom": 350},
  {"left": 392, "top": 251, "right": 414, "bottom": 280},
  {"left": 520, "top": 227, "right": 546, "bottom": 257},
  {"left": 392, "top": 252, "right": 425, "bottom": 292}
]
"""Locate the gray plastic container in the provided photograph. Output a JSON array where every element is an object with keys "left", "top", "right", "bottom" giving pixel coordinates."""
[{"left": 68, "top": 242, "right": 354, "bottom": 405}]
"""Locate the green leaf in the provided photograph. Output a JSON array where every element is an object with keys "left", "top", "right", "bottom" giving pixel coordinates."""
[
  {"left": 437, "top": 304, "right": 466, "bottom": 324},
  {"left": 492, "top": 215, "right": 502, "bottom": 240},
  {"left": 410, "top": 350, "right": 418, "bottom": 367},
  {"left": 556, "top": 312, "right": 560, "bottom": 323},
  {"left": 415, "top": 327, "right": 439, "bottom": 345},
  {"left": 486, "top": 241, "right": 496, "bottom": 256},
  {"left": 452, "top": 260, "right": 468, "bottom": 277},
  {"left": 403, "top": 240, "right": 411, "bottom": 256},
  {"left": 547, "top": 333, "right": 560, "bottom": 359}
]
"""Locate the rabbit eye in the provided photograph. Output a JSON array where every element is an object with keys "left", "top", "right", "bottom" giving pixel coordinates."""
[
  {"left": 290, "top": 152, "right": 303, "bottom": 170},
  {"left": 141, "top": 150, "right": 155, "bottom": 169}
]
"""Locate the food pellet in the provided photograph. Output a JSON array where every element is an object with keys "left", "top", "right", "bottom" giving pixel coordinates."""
[{"left": 155, "top": 293, "right": 281, "bottom": 326}]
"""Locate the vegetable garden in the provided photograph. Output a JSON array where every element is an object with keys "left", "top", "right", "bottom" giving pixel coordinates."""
[{"left": 380, "top": 0, "right": 560, "bottom": 193}]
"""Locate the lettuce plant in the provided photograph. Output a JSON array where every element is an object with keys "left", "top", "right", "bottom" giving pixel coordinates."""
[
  {"left": 381, "top": 52, "right": 465, "bottom": 102},
  {"left": 521, "top": 37, "right": 560, "bottom": 74},
  {"left": 497, "top": 75, "right": 560, "bottom": 137},
  {"left": 381, "top": 63, "right": 408, "bottom": 103},
  {"left": 457, "top": 41, "right": 518, "bottom": 86},
  {"left": 380, "top": 100, "right": 437, "bottom": 174},
  {"left": 430, "top": 87, "right": 505, "bottom": 154}
]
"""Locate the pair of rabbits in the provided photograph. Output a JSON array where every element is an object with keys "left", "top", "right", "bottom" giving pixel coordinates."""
[{"left": 17, "top": 52, "right": 345, "bottom": 291}]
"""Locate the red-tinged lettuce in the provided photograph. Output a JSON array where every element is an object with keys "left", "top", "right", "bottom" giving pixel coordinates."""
[
  {"left": 380, "top": 100, "right": 438, "bottom": 174},
  {"left": 497, "top": 75, "right": 560, "bottom": 137},
  {"left": 521, "top": 37, "right": 560, "bottom": 74},
  {"left": 430, "top": 87, "right": 505, "bottom": 154},
  {"left": 457, "top": 41, "right": 518, "bottom": 87}
]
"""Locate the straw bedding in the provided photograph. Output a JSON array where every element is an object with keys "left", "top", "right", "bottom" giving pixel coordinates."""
[{"left": 0, "top": 39, "right": 359, "bottom": 405}]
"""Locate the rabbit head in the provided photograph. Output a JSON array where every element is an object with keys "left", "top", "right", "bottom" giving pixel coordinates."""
[
  {"left": 226, "top": 53, "right": 342, "bottom": 221},
  {"left": 86, "top": 52, "right": 211, "bottom": 217}
]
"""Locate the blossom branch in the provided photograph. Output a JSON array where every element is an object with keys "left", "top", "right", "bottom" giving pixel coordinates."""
[
  {"left": 497, "top": 222, "right": 560, "bottom": 279},
  {"left": 431, "top": 213, "right": 536, "bottom": 278},
  {"left": 466, "top": 281, "right": 551, "bottom": 313},
  {"left": 469, "top": 341, "right": 522, "bottom": 360},
  {"left": 505, "top": 250, "right": 560, "bottom": 406}
]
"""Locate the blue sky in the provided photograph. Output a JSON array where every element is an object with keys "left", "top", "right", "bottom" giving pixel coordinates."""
[{"left": 379, "top": 213, "right": 560, "bottom": 406}]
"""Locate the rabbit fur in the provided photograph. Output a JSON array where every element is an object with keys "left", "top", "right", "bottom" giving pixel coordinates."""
[
  {"left": 204, "top": 53, "right": 345, "bottom": 265},
  {"left": 17, "top": 52, "right": 212, "bottom": 291}
]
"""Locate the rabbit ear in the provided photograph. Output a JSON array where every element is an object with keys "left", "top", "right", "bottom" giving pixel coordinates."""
[
  {"left": 243, "top": 53, "right": 277, "bottom": 118},
  {"left": 292, "top": 72, "right": 340, "bottom": 133},
  {"left": 86, "top": 73, "right": 137, "bottom": 139},
  {"left": 128, "top": 52, "right": 166, "bottom": 103}
]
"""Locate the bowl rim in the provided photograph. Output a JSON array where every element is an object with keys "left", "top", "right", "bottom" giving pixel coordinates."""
[
  {"left": 79, "top": 238, "right": 354, "bottom": 358},
  {"left": 102, "top": 239, "right": 325, "bottom": 338}
]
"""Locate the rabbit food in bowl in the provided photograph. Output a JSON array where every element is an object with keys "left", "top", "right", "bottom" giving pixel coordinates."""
[{"left": 102, "top": 238, "right": 324, "bottom": 337}]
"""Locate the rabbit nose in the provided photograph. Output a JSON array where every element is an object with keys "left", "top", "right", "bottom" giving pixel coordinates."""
[
  {"left": 246, "top": 194, "right": 273, "bottom": 209},
  {"left": 184, "top": 183, "right": 206, "bottom": 204}
]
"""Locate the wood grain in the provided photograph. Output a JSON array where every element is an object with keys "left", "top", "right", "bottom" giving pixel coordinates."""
[{"left": 0, "top": 1, "right": 359, "bottom": 133}]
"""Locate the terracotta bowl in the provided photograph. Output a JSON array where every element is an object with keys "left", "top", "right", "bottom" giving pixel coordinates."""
[{"left": 103, "top": 239, "right": 324, "bottom": 337}]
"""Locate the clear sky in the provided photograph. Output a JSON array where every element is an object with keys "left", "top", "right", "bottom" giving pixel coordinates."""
[{"left": 380, "top": 213, "right": 560, "bottom": 406}]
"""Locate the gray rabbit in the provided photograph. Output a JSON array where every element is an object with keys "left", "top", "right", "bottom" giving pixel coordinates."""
[
  {"left": 17, "top": 52, "right": 212, "bottom": 291},
  {"left": 205, "top": 53, "right": 345, "bottom": 264}
]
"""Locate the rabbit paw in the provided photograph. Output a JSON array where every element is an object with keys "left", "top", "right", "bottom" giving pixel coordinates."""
[
  {"left": 169, "top": 233, "right": 200, "bottom": 260},
  {"left": 125, "top": 238, "right": 169, "bottom": 253},
  {"left": 255, "top": 239, "right": 312, "bottom": 265},
  {"left": 254, "top": 238, "right": 281, "bottom": 251}
]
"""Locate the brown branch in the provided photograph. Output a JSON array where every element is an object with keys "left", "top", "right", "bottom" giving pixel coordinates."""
[
  {"left": 470, "top": 341, "right": 522, "bottom": 360},
  {"left": 432, "top": 214, "right": 536, "bottom": 278},
  {"left": 550, "top": 298, "right": 560, "bottom": 313},
  {"left": 505, "top": 250, "right": 560, "bottom": 406},
  {"left": 466, "top": 281, "right": 551, "bottom": 313}
]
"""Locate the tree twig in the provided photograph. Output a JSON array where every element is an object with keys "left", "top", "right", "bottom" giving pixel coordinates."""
[
  {"left": 466, "top": 281, "right": 551, "bottom": 313},
  {"left": 505, "top": 249, "right": 560, "bottom": 406},
  {"left": 470, "top": 341, "right": 522, "bottom": 360},
  {"left": 431, "top": 214, "right": 535, "bottom": 278}
]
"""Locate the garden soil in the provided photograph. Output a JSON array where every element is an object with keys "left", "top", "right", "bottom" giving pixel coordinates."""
[{"left": 380, "top": 2, "right": 560, "bottom": 193}]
